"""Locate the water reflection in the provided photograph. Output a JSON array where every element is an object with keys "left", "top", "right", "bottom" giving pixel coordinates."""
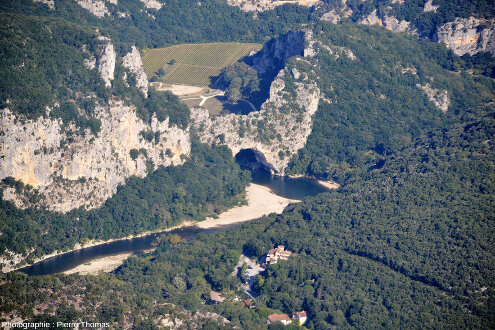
[{"left": 19, "top": 174, "right": 328, "bottom": 276}]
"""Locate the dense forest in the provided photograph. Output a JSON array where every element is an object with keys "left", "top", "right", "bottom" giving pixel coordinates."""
[
  {"left": 2, "top": 101, "right": 493, "bottom": 328},
  {"left": 0, "top": 0, "right": 312, "bottom": 50},
  {"left": 0, "top": 142, "right": 250, "bottom": 265},
  {"left": 287, "top": 22, "right": 495, "bottom": 182},
  {"left": 1, "top": 0, "right": 495, "bottom": 328}
]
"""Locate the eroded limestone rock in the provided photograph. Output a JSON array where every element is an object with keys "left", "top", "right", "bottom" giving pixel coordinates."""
[
  {"left": 436, "top": 17, "right": 495, "bottom": 56},
  {"left": 192, "top": 68, "right": 320, "bottom": 175},
  {"left": 122, "top": 46, "right": 149, "bottom": 96},
  {"left": 96, "top": 37, "right": 116, "bottom": 88},
  {"left": 417, "top": 83, "right": 450, "bottom": 113},
  {"left": 1, "top": 101, "right": 190, "bottom": 212},
  {"left": 76, "top": 0, "right": 109, "bottom": 17}
]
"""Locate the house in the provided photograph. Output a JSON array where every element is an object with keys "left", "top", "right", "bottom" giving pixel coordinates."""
[
  {"left": 244, "top": 298, "right": 252, "bottom": 308},
  {"left": 266, "top": 245, "right": 292, "bottom": 265},
  {"left": 209, "top": 291, "right": 225, "bottom": 304},
  {"left": 293, "top": 311, "right": 307, "bottom": 326},
  {"left": 267, "top": 313, "right": 292, "bottom": 326}
]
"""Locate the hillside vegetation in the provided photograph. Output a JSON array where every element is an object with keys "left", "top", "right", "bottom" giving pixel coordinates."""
[{"left": 287, "top": 23, "right": 495, "bottom": 182}]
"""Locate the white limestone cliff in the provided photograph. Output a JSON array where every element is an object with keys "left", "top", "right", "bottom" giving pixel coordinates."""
[
  {"left": 139, "top": 0, "right": 163, "bottom": 10},
  {"left": 192, "top": 67, "right": 320, "bottom": 174},
  {"left": 76, "top": 0, "right": 110, "bottom": 17},
  {"left": 97, "top": 37, "right": 116, "bottom": 88},
  {"left": 436, "top": 17, "right": 495, "bottom": 56},
  {"left": 122, "top": 46, "right": 149, "bottom": 96},
  {"left": 0, "top": 101, "right": 190, "bottom": 212},
  {"left": 417, "top": 83, "right": 450, "bottom": 113}
]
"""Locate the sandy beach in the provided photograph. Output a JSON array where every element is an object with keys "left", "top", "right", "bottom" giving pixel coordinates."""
[
  {"left": 64, "top": 253, "right": 132, "bottom": 275},
  {"left": 195, "top": 183, "right": 300, "bottom": 229},
  {"left": 58, "top": 183, "right": 299, "bottom": 275},
  {"left": 317, "top": 180, "right": 340, "bottom": 190}
]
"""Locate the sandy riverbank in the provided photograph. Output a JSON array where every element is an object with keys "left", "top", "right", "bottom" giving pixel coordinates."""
[
  {"left": 195, "top": 183, "right": 300, "bottom": 229},
  {"left": 64, "top": 253, "right": 133, "bottom": 275},
  {"left": 317, "top": 180, "right": 340, "bottom": 190},
  {"left": 287, "top": 174, "right": 340, "bottom": 190}
]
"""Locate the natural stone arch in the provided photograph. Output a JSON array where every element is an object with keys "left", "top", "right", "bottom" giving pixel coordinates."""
[{"left": 234, "top": 148, "right": 276, "bottom": 174}]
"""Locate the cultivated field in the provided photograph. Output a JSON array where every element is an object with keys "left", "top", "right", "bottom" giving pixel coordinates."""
[{"left": 142, "top": 42, "right": 262, "bottom": 86}]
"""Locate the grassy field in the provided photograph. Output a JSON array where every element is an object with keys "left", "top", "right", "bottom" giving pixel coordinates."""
[{"left": 142, "top": 42, "right": 262, "bottom": 86}]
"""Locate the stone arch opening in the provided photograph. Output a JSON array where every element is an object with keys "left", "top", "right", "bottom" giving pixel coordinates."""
[{"left": 235, "top": 149, "right": 275, "bottom": 174}]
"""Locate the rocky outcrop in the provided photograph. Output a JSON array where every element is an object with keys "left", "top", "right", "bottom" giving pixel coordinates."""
[
  {"left": 0, "top": 101, "right": 190, "bottom": 212},
  {"left": 139, "top": 0, "right": 163, "bottom": 10},
  {"left": 192, "top": 67, "right": 320, "bottom": 174},
  {"left": 76, "top": 0, "right": 109, "bottom": 17},
  {"left": 436, "top": 17, "right": 495, "bottom": 56},
  {"left": 122, "top": 46, "right": 148, "bottom": 96},
  {"left": 358, "top": 10, "right": 415, "bottom": 34},
  {"left": 227, "top": 0, "right": 319, "bottom": 12},
  {"left": 96, "top": 37, "right": 116, "bottom": 88},
  {"left": 251, "top": 31, "right": 307, "bottom": 74},
  {"left": 417, "top": 83, "right": 449, "bottom": 113},
  {"left": 191, "top": 31, "right": 320, "bottom": 174},
  {"left": 423, "top": 0, "right": 438, "bottom": 13},
  {"left": 33, "top": 0, "right": 55, "bottom": 10}
]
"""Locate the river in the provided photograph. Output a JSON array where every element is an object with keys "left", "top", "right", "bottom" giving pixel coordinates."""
[{"left": 18, "top": 173, "right": 329, "bottom": 276}]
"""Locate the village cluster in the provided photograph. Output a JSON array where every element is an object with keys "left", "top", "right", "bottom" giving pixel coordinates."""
[{"left": 209, "top": 245, "right": 308, "bottom": 326}]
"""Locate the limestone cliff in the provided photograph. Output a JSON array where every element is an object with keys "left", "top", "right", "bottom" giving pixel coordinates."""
[
  {"left": 192, "top": 65, "right": 319, "bottom": 175},
  {"left": 417, "top": 83, "right": 450, "bottom": 113},
  {"left": 33, "top": 0, "right": 55, "bottom": 10},
  {"left": 96, "top": 36, "right": 116, "bottom": 88},
  {"left": 436, "top": 17, "right": 495, "bottom": 56},
  {"left": 226, "top": 0, "right": 319, "bottom": 12},
  {"left": 122, "top": 46, "right": 149, "bottom": 96},
  {"left": 358, "top": 10, "right": 415, "bottom": 34},
  {"left": 139, "top": 0, "right": 163, "bottom": 10},
  {"left": 250, "top": 31, "right": 307, "bottom": 74},
  {"left": 76, "top": 0, "right": 110, "bottom": 18},
  {"left": 0, "top": 101, "right": 190, "bottom": 212}
]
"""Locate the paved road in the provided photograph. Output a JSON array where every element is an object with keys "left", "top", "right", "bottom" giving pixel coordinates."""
[{"left": 232, "top": 254, "right": 263, "bottom": 299}]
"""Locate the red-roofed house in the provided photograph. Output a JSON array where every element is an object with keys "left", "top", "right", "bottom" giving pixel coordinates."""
[
  {"left": 266, "top": 245, "right": 292, "bottom": 265},
  {"left": 267, "top": 313, "right": 292, "bottom": 325},
  {"left": 293, "top": 311, "right": 307, "bottom": 326}
]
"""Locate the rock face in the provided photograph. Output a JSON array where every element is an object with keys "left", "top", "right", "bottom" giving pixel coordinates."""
[
  {"left": 33, "top": 0, "right": 55, "bottom": 10},
  {"left": 96, "top": 37, "right": 116, "bottom": 88},
  {"left": 251, "top": 31, "right": 306, "bottom": 74},
  {"left": 226, "top": 0, "right": 319, "bottom": 12},
  {"left": 423, "top": 0, "right": 438, "bottom": 13},
  {"left": 122, "top": 46, "right": 149, "bottom": 96},
  {"left": 139, "top": 0, "right": 163, "bottom": 10},
  {"left": 0, "top": 101, "right": 190, "bottom": 212},
  {"left": 358, "top": 10, "right": 415, "bottom": 34},
  {"left": 191, "top": 31, "right": 320, "bottom": 174},
  {"left": 417, "top": 83, "right": 450, "bottom": 113},
  {"left": 192, "top": 67, "right": 319, "bottom": 175},
  {"left": 76, "top": 0, "right": 109, "bottom": 17},
  {"left": 436, "top": 17, "right": 495, "bottom": 56}
]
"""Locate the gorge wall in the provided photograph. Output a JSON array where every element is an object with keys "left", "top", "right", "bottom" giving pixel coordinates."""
[
  {"left": 0, "top": 40, "right": 190, "bottom": 213},
  {"left": 192, "top": 31, "right": 320, "bottom": 175},
  {"left": 1, "top": 103, "right": 190, "bottom": 213}
]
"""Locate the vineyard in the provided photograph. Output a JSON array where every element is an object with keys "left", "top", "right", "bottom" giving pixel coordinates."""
[{"left": 142, "top": 42, "right": 262, "bottom": 86}]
